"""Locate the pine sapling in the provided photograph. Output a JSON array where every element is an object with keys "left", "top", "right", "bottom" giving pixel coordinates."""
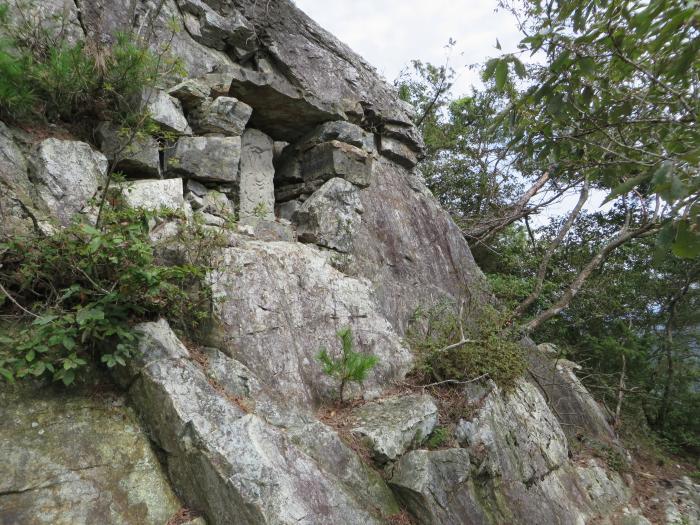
[{"left": 316, "top": 327, "right": 378, "bottom": 404}]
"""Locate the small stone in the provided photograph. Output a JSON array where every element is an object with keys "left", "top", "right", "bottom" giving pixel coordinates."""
[
  {"left": 167, "top": 79, "right": 211, "bottom": 111},
  {"left": 189, "top": 96, "right": 252, "bottom": 136},
  {"left": 379, "top": 136, "right": 418, "bottom": 169},
  {"left": 185, "top": 179, "right": 208, "bottom": 197},
  {"left": 350, "top": 393, "right": 438, "bottom": 462},
  {"left": 143, "top": 89, "right": 192, "bottom": 135},
  {"left": 276, "top": 199, "right": 302, "bottom": 222},
  {"left": 301, "top": 121, "right": 375, "bottom": 154},
  {"left": 119, "top": 178, "right": 185, "bottom": 213}
]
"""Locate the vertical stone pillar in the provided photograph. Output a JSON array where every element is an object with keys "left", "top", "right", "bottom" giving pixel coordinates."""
[{"left": 239, "top": 128, "right": 275, "bottom": 221}]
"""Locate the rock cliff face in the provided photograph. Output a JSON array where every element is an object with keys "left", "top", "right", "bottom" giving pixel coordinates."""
[{"left": 1, "top": 1, "right": 693, "bottom": 524}]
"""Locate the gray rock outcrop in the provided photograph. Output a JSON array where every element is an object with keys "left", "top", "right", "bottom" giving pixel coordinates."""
[
  {"left": 294, "top": 177, "right": 363, "bottom": 253},
  {"left": 0, "top": 382, "right": 181, "bottom": 525},
  {"left": 119, "top": 320, "right": 399, "bottom": 525},
  {"left": 1, "top": 1, "right": 682, "bottom": 524},
  {"left": 29, "top": 139, "right": 108, "bottom": 227},
  {"left": 96, "top": 122, "right": 161, "bottom": 177},
  {"left": 351, "top": 394, "right": 438, "bottom": 462}
]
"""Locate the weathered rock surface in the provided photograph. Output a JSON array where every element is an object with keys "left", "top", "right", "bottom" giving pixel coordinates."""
[
  {"left": 294, "top": 177, "right": 363, "bottom": 253},
  {"left": 386, "top": 377, "right": 634, "bottom": 525},
  {"left": 209, "top": 239, "right": 413, "bottom": 406},
  {"left": 176, "top": 0, "right": 256, "bottom": 56},
  {"left": 529, "top": 344, "right": 619, "bottom": 444},
  {"left": 166, "top": 136, "right": 241, "bottom": 182},
  {"left": 349, "top": 156, "right": 488, "bottom": 333},
  {"left": 4, "top": 2, "right": 664, "bottom": 524},
  {"left": 0, "top": 122, "right": 44, "bottom": 236},
  {"left": 238, "top": 128, "right": 275, "bottom": 220},
  {"left": 121, "top": 320, "right": 398, "bottom": 525},
  {"left": 78, "top": 0, "right": 234, "bottom": 79},
  {"left": 379, "top": 135, "right": 419, "bottom": 168},
  {"left": 188, "top": 96, "right": 252, "bottom": 136},
  {"left": 29, "top": 139, "right": 108, "bottom": 227},
  {"left": 351, "top": 394, "right": 438, "bottom": 462},
  {"left": 96, "top": 122, "right": 161, "bottom": 177},
  {"left": 0, "top": 382, "right": 181, "bottom": 525},
  {"left": 388, "top": 449, "right": 489, "bottom": 525},
  {"left": 120, "top": 178, "right": 186, "bottom": 213},
  {"left": 456, "top": 379, "right": 568, "bottom": 484}
]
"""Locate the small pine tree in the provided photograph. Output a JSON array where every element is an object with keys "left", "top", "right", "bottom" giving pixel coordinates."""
[{"left": 316, "top": 327, "right": 378, "bottom": 404}]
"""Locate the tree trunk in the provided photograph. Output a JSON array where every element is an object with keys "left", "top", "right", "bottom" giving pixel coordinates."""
[
  {"left": 512, "top": 179, "right": 589, "bottom": 320},
  {"left": 524, "top": 222, "right": 656, "bottom": 332}
]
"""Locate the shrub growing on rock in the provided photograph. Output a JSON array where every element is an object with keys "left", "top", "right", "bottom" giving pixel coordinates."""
[
  {"left": 317, "top": 327, "right": 378, "bottom": 403},
  {"left": 0, "top": 1, "right": 183, "bottom": 124},
  {"left": 0, "top": 199, "right": 223, "bottom": 385},
  {"left": 407, "top": 300, "right": 526, "bottom": 391}
]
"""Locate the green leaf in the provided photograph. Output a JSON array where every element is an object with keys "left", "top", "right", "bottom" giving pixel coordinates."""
[
  {"left": 513, "top": 57, "right": 527, "bottom": 78},
  {"left": 62, "top": 337, "right": 76, "bottom": 350},
  {"left": 603, "top": 173, "right": 652, "bottom": 204},
  {"left": 76, "top": 307, "right": 105, "bottom": 324},
  {"left": 33, "top": 315, "right": 58, "bottom": 326},
  {"left": 495, "top": 59, "right": 508, "bottom": 90},
  {"left": 671, "top": 220, "right": 700, "bottom": 258}
]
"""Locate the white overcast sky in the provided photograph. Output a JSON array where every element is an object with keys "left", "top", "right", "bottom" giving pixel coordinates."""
[
  {"left": 293, "top": 0, "right": 522, "bottom": 95},
  {"left": 293, "top": 1, "right": 608, "bottom": 219}
]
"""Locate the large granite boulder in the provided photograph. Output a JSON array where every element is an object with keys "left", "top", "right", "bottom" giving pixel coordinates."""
[
  {"left": 0, "top": 382, "right": 182, "bottom": 525},
  {"left": 120, "top": 320, "right": 400, "bottom": 525},
  {"left": 29, "top": 139, "right": 108, "bottom": 227},
  {"left": 388, "top": 449, "right": 489, "bottom": 525},
  {"left": 456, "top": 379, "right": 568, "bottom": 484},
  {"left": 209, "top": 239, "right": 414, "bottom": 407},
  {"left": 0, "top": 122, "right": 44, "bottom": 237}
]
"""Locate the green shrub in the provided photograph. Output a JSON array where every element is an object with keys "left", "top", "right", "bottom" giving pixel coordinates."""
[
  {"left": 0, "top": 2, "right": 183, "bottom": 123},
  {"left": 317, "top": 327, "right": 379, "bottom": 403},
  {"left": 406, "top": 300, "right": 526, "bottom": 391},
  {"left": 0, "top": 199, "right": 223, "bottom": 385}
]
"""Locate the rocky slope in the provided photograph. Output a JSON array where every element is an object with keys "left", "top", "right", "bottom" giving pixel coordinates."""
[{"left": 1, "top": 1, "right": 698, "bottom": 524}]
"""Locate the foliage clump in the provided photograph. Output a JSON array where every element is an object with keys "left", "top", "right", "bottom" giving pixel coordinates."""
[
  {"left": 407, "top": 300, "right": 526, "bottom": 391},
  {"left": 0, "top": 198, "right": 225, "bottom": 385},
  {"left": 0, "top": 1, "right": 183, "bottom": 124},
  {"left": 317, "top": 327, "right": 379, "bottom": 404}
]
